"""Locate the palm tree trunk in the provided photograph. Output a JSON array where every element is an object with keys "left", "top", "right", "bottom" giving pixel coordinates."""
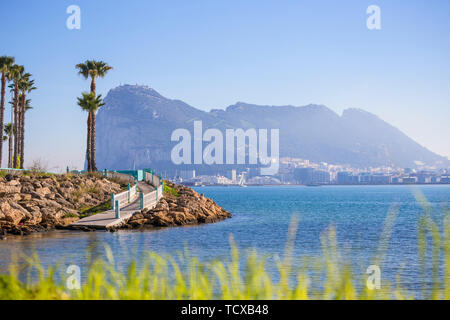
[
  {"left": 9, "top": 98, "right": 13, "bottom": 168},
  {"left": 90, "top": 77, "right": 96, "bottom": 172},
  {"left": 16, "top": 94, "right": 22, "bottom": 169},
  {"left": 8, "top": 134, "right": 12, "bottom": 169},
  {"left": 86, "top": 112, "right": 92, "bottom": 172},
  {"left": 12, "top": 83, "right": 19, "bottom": 168},
  {"left": 0, "top": 72, "right": 6, "bottom": 168},
  {"left": 90, "top": 78, "right": 96, "bottom": 96},
  {"left": 91, "top": 111, "right": 97, "bottom": 172},
  {"left": 19, "top": 92, "right": 26, "bottom": 169}
]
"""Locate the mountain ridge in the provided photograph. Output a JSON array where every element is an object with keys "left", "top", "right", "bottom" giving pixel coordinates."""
[{"left": 95, "top": 84, "right": 448, "bottom": 172}]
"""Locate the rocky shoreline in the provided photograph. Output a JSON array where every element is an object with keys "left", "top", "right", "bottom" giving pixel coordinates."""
[
  {"left": 0, "top": 173, "right": 231, "bottom": 238},
  {"left": 121, "top": 181, "right": 231, "bottom": 230},
  {"left": 0, "top": 173, "right": 123, "bottom": 237}
]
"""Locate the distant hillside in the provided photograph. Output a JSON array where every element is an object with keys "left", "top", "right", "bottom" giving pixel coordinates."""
[{"left": 96, "top": 85, "right": 447, "bottom": 172}]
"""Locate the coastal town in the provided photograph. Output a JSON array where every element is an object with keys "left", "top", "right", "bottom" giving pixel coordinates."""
[{"left": 168, "top": 157, "right": 450, "bottom": 186}]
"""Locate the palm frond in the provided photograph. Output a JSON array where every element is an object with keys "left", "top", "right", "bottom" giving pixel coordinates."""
[
  {"left": 0, "top": 56, "right": 15, "bottom": 73},
  {"left": 7, "top": 64, "right": 24, "bottom": 82},
  {"left": 77, "top": 92, "right": 105, "bottom": 112},
  {"left": 4, "top": 123, "right": 13, "bottom": 136},
  {"left": 75, "top": 61, "right": 91, "bottom": 79},
  {"left": 76, "top": 60, "right": 113, "bottom": 80}
]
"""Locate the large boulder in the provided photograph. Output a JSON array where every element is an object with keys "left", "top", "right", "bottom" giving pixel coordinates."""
[
  {"left": 35, "top": 187, "right": 51, "bottom": 198},
  {"left": 0, "top": 180, "right": 22, "bottom": 194},
  {"left": 0, "top": 200, "right": 27, "bottom": 225},
  {"left": 25, "top": 208, "right": 42, "bottom": 225},
  {"left": 40, "top": 207, "right": 64, "bottom": 224}
]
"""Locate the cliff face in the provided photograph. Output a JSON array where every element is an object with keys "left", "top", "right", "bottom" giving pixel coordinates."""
[
  {"left": 95, "top": 85, "right": 218, "bottom": 171},
  {"left": 96, "top": 85, "right": 447, "bottom": 171}
]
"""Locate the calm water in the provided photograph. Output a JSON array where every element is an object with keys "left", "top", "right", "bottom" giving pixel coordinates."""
[{"left": 1, "top": 185, "right": 449, "bottom": 293}]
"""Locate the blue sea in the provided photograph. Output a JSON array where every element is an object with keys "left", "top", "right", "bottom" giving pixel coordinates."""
[{"left": 1, "top": 185, "right": 449, "bottom": 295}]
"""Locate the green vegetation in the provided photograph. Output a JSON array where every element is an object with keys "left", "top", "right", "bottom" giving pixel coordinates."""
[
  {"left": 163, "top": 181, "right": 179, "bottom": 197},
  {"left": 0, "top": 191, "right": 448, "bottom": 300},
  {"left": 72, "top": 189, "right": 84, "bottom": 204},
  {"left": 87, "top": 186, "right": 101, "bottom": 195},
  {"left": 0, "top": 171, "right": 52, "bottom": 178},
  {"left": 0, "top": 169, "right": 56, "bottom": 178},
  {"left": 23, "top": 171, "right": 55, "bottom": 177},
  {"left": 79, "top": 200, "right": 111, "bottom": 218},
  {"left": 61, "top": 173, "right": 74, "bottom": 180},
  {"left": 72, "top": 183, "right": 101, "bottom": 203},
  {"left": 64, "top": 212, "right": 79, "bottom": 219}
]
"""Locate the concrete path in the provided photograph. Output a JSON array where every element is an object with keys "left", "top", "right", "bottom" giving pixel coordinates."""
[
  {"left": 70, "top": 181, "right": 155, "bottom": 230},
  {"left": 69, "top": 210, "right": 136, "bottom": 229}
]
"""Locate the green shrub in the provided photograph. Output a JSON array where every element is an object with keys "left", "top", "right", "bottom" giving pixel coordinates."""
[
  {"left": 87, "top": 186, "right": 101, "bottom": 195},
  {"left": 163, "top": 181, "right": 179, "bottom": 197},
  {"left": 79, "top": 201, "right": 111, "bottom": 218},
  {"left": 64, "top": 212, "right": 79, "bottom": 219}
]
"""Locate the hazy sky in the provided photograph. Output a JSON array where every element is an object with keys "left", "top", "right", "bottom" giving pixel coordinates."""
[{"left": 1, "top": 0, "right": 450, "bottom": 171}]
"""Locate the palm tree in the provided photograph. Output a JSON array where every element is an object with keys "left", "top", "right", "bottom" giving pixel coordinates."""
[
  {"left": 76, "top": 60, "right": 112, "bottom": 171},
  {"left": 18, "top": 75, "right": 36, "bottom": 168},
  {"left": 3, "top": 123, "right": 13, "bottom": 168},
  {"left": 75, "top": 60, "right": 112, "bottom": 95},
  {"left": 0, "top": 56, "right": 15, "bottom": 168},
  {"left": 7, "top": 64, "right": 24, "bottom": 168},
  {"left": 77, "top": 92, "right": 105, "bottom": 172}
]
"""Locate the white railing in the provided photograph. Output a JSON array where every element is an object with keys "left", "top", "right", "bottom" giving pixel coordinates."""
[
  {"left": 145, "top": 171, "right": 162, "bottom": 188},
  {"left": 140, "top": 185, "right": 163, "bottom": 210},
  {"left": 130, "top": 185, "right": 138, "bottom": 202},
  {"left": 70, "top": 169, "right": 145, "bottom": 219},
  {"left": 138, "top": 171, "right": 164, "bottom": 210},
  {"left": 142, "top": 190, "right": 157, "bottom": 209},
  {"left": 101, "top": 169, "right": 164, "bottom": 217},
  {"left": 111, "top": 183, "right": 138, "bottom": 210},
  {"left": 113, "top": 189, "right": 129, "bottom": 207}
]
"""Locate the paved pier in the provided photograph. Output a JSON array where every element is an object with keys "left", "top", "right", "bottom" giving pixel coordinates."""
[{"left": 70, "top": 181, "right": 155, "bottom": 229}]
